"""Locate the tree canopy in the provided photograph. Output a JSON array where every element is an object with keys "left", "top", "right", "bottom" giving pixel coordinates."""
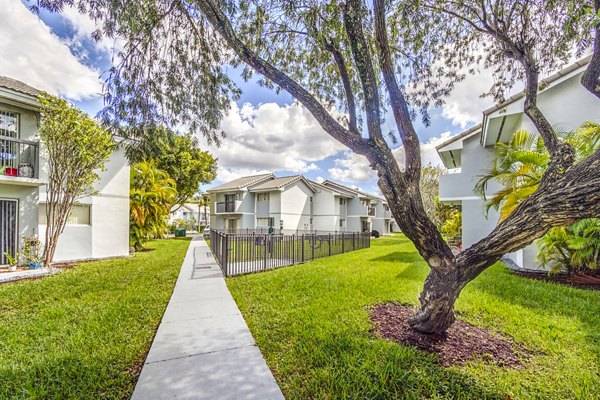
[
  {"left": 126, "top": 126, "right": 217, "bottom": 207},
  {"left": 34, "top": 0, "right": 600, "bottom": 334},
  {"left": 38, "top": 92, "right": 114, "bottom": 264}
]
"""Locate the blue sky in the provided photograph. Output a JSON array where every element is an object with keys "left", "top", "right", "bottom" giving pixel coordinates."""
[{"left": 2, "top": 0, "right": 495, "bottom": 194}]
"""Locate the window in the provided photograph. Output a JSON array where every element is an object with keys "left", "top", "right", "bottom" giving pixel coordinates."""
[
  {"left": 225, "top": 193, "right": 240, "bottom": 202},
  {"left": 339, "top": 219, "right": 346, "bottom": 227},
  {"left": 384, "top": 205, "right": 389, "bottom": 211},
  {"left": 257, "top": 217, "right": 275, "bottom": 227},
  {"left": 339, "top": 198, "right": 346, "bottom": 205},
  {"left": 361, "top": 199, "right": 370, "bottom": 207},
  {"left": 39, "top": 204, "right": 91, "bottom": 225},
  {"left": 257, "top": 193, "right": 270, "bottom": 201},
  {"left": 0, "top": 110, "right": 18, "bottom": 138}
]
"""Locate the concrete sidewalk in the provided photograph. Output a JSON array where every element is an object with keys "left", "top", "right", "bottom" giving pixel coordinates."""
[{"left": 132, "top": 237, "right": 284, "bottom": 400}]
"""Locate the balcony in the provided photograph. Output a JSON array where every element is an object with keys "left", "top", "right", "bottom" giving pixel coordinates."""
[
  {"left": 215, "top": 200, "right": 242, "bottom": 214},
  {"left": 0, "top": 136, "right": 42, "bottom": 186},
  {"left": 383, "top": 210, "right": 392, "bottom": 219},
  {"left": 367, "top": 207, "right": 376, "bottom": 217}
]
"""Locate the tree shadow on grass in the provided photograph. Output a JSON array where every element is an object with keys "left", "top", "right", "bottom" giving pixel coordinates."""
[
  {"left": 370, "top": 251, "right": 425, "bottom": 264},
  {"left": 372, "top": 238, "right": 411, "bottom": 246},
  {"left": 283, "top": 331, "right": 507, "bottom": 399},
  {"left": 465, "top": 264, "right": 600, "bottom": 361}
]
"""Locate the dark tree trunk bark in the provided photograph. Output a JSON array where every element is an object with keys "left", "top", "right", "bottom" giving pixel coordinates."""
[
  {"left": 582, "top": 0, "right": 600, "bottom": 100},
  {"left": 410, "top": 268, "right": 465, "bottom": 333}
]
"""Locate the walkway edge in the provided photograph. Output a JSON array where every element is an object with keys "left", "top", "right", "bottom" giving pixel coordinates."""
[{"left": 131, "top": 237, "right": 285, "bottom": 400}]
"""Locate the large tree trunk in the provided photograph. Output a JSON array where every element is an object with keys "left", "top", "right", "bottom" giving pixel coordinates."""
[{"left": 410, "top": 268, "right": 466, "bottom": 334}]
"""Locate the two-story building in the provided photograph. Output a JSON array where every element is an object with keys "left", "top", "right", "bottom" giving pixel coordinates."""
[
  {"left": 169, "top": 203, "right": 208, "bottom": 227},
  {"left": 436, "top": 56, "right": 598, "bottom": 269},
  {"left": 0, "top": 76, "right": 130, "bottom": 265},
  {"left": 208, "top": 173, "right": 394, "bottom": 234}
]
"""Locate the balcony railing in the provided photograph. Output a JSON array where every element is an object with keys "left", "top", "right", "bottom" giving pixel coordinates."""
[
  {"left": 0, "top": 136, "right": 39, "bottom": 179},
  {"left": 216, "top": 200, "right": 241, "bottom": 213},
  {"left": 384, "top": 210, "right": 392, "bottom": 219}
]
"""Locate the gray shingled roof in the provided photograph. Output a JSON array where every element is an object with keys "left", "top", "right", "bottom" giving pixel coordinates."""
[
  {"left": 322, "top": 180, "right": 384, "bottom": 201},
  {"left": 208, "top": 173, "right": 274, "bottom": 192},
  {"left": 0, "top": 76, "right": 40, "bottom": 97},
  {"left": 308, "top": 179, "right": 354, "bottom": 197},
  {"left": 250, "top": 175, "right": 315, "bottom": 192}
]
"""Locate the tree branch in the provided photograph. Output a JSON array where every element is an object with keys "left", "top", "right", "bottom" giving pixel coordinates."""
[
  {"left": 582, "top": 0, "right": 600, "bottom": 99},
  {"left": 196, "top": 0, "right": 368, "bottom": 154},
  {"left": 323, "top": 39, "right": 359, "bottom": 134},
  {"left": 343, "top": 0, "right": 385, "bottom": 144},
  {"left": 459, "top": 145, "right": 600, "bottom": 279},
  {"left": 373, "top": 0, "right": 421, "bottom": 180}
]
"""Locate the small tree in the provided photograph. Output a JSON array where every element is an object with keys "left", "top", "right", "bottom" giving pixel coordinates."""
[
  {"left": 126, "top": 126, "right": 217, "bottom": 208},
  {"left": 200, "top": 193, "right": 211, "bottom": 228},
  {"left": 38, "top": 93, "right": 113, "bottom": 265}
]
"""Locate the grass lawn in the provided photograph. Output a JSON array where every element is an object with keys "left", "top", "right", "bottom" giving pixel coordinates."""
[
  {"left": 227, "top": 234, "right": 600, "bottom": 399},
  {"left": 0, "top": 238, "right": 190, "bottom": 399}
]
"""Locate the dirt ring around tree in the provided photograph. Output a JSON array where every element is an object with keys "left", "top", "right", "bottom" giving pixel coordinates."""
[{"left": 370, "top": 303, "right": 531, "bottom": 368}]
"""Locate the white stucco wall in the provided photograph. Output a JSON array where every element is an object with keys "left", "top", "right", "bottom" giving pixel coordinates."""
[
  {"left": 440, "top": 67, "right": 600, "bottom": 269},
  {"left": 280, "top": 182, "right": 312, "bottom": 230},
  {"left": 38, "top": 147, "right": 130, "bottom": 262}
]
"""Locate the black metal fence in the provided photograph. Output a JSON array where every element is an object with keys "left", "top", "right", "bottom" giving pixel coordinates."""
[{"left": 209, "top": 229, "right": 370, "bottom": 276}]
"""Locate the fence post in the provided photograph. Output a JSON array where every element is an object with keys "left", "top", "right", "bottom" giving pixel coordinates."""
[
  {"left": 263, "top": 236, "right": 268, "bottom": 271},
  {"left": 222, "top": 234, "right": 229, "bottom": 277},
  {"left": 341, "top": 232, "right": 345, "bottom": 253},
  {"left": 301, "top": 234, "right": 305, "bottom": 262},
  {"left": 292, "top": 234, "right": 295, "bottom": 264},
  {"left": 328, "top": 233, "right": 331, "bottom": 257},
  {"left": 311, "top": 233, "right": 315, "bottom": 260},
  {"left": 353, "top": 233, "right": 356, "bottom": 250}
]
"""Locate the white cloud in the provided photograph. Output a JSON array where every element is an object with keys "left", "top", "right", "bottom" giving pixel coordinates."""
[
  {"left": 215, "top": 167, "right": 272, "bottom": 183},
  {"left": 315, "top": 176, "right": 325, "bottom": 183},
  {"left": 0, "top": 0, "right": 101, "bottom": 100},
  {"left": 328, "top": 151, "right": 373, "bottom": 184},
  {"left": 328, "top": 130, "right": 456, "bottom": 185},
  {"left": 439, "top": 66, "right": 496, "bottom": 128},
  {"left": 204, "top": 102, "right": 346, "bottom": 178},
  {"left": 393, "top": 131, "right": 454, "bottom": 168},
  {"left": 60, "top": 6, "right": 124, "bottom": 58}
]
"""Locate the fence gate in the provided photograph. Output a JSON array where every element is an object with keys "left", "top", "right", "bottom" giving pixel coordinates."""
[{"left": 0, "top": 199, "right": 18, "bottom": 265}]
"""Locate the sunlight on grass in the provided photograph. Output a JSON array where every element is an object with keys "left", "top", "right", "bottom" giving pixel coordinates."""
[
  {"left": 227, "top": 234, "right": 600, "bottom": 399},
  {"left": 0, "top": 238, "right": 190, "bottom": 399}
]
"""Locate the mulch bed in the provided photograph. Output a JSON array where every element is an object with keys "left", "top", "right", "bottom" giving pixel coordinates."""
[
  {"left": 51, "top": 262, "right": 79, "bottom": 270},
  {"left": 370, "top": 303, "right": 529, "bottom": 368},
  {"left": 512, "top": 270, "right": 600, "bottom": 291}
]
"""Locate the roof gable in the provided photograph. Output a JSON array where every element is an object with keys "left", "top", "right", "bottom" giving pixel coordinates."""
[
  {"left": 207, "top": 173, "right": 275, "bottom": 192},
  {"left": 249, "top": 175, "right": 316, "bottom": 192}
]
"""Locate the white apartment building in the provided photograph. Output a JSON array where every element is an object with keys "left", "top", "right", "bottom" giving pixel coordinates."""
[
  {"left": 208, "top": 174, "right": 394, "bottom": 234},
  {"left": 0, "top": 76, "right": 130, "bottom": 265},
  {"left": 436, "top": 57, "right": 598, "bottom": 269}
]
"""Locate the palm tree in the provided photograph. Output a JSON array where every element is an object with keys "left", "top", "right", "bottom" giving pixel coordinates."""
[
  {"left": 476, "top": 123, "right": 600, "bottom": 272},
  {"left": 474, "top": 129, "right": 549, "bottom": 222},
  {"left": 200, "top": 193, "right": 210, "bottom": 227},
  {"left": 130, "top": 161, "right": 177, "bottom": 250}
]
